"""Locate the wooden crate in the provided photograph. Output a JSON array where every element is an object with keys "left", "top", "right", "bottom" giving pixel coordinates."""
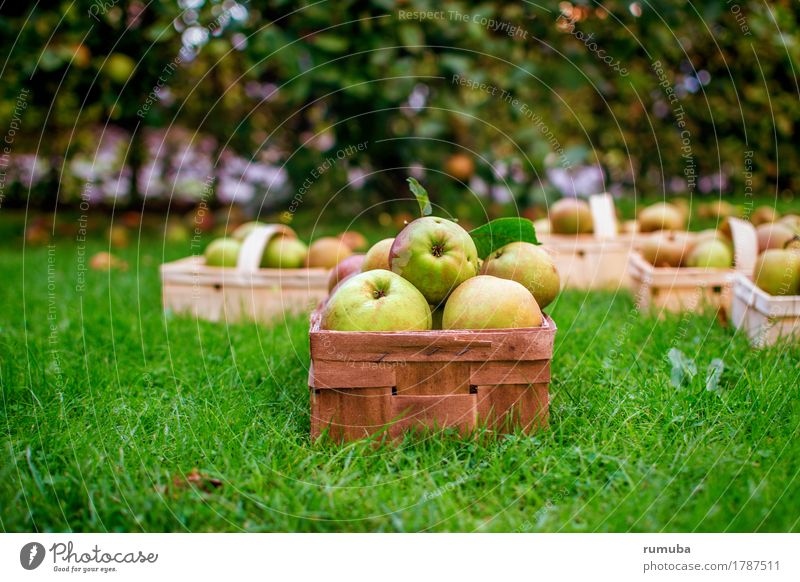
[
  {"left": 161, "top": 225, "right": 329, "bottom": 323},
  {"left": 730, "top": 270, "right": 800, "bottom": 348},
  {"left": 628, "top": 218, "right": 758, "bottom": 315},
  {"left": 539, "top": 193, "right": 634, "bottom": 289},
  {"left": 308, "top": 309, "right": 556, "bottom": 442}
]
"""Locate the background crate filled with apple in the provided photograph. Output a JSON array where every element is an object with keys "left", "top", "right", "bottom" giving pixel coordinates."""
[
  {"left": 310, "top": 180, "right": 559, "bottom": 442},
  {"left": 160, "top": 223, "right": 362, "bottom": 323},
  {"left": 628, "top": 215, "right": 758, "bottom": 315},
  {"left": 536, "top": 193, "right": 635, "bottom": 290},
  {"left": 730, "top": 216, "right": 800, "bottom": 346}
]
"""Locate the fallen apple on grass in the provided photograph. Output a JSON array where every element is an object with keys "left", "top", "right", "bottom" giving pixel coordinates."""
[
  {"left": 389, "top": 217, "right": 479, "bottom": 305},
  {"left": 322, "top": 270, "right": 432, "bottom": 331},
  {"left": 442, "top": 275, "right": 543, "bottom": 330}
]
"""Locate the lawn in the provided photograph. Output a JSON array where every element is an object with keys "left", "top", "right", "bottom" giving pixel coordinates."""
[{"left": 1, "top": 224, "right": 799, "bottom": 532}]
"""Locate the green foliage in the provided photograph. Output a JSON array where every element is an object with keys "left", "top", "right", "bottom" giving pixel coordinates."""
[{"left": 1, "top": 1, "right": 799, "bottom": 210}]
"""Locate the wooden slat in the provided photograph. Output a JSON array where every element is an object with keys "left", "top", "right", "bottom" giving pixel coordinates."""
[
  {"left": 389, "top": 394, "right": 476, "bottom": 437},
  {"left": 475, "top": 383, "right": 549, "bottom": 433},
  {"left": 309, "top": 360, "right": 396, "bottom": 389},
  {"left": 310, "top": 386, "right": 391, "bottom": 441},
  {"left": 309, "top": 314, "right": 556, "bottom": 363},
  {"left": 394, "top": 361, "right": 470, "bottom": 395},
  {"left": 470, "top": 360, "right": 550, "bottom": 385},
  {"left": 161, "top": 256, "right": 330, "bottom": 288}
]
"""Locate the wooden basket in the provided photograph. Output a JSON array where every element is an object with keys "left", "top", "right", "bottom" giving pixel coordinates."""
[
  {"left": 539, "top": 193, "right": 633, "bottom": 289},
  {"left": 628, "top": 218, "right": 758, "bottom": 315},
  {"left": 161, "top": 225, "right": 329, "bottom": 323},
  {"left": 730, "top": 270, "right": 800, "bottom": 348},
  {"left": 308, "top": 309, "right": 556, "bottom": 442}
]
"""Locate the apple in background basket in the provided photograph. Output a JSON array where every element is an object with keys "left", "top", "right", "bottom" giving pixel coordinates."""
[
  {"left": 549, "top": 198, "right": 593, "bottom": 234},
  {"left": 205, "top": 238, "right": 241, "bottom": 267},
  {"left": 338, "top": 231, "right": 368, "bottom": 251},
  {"left": 305, "top": 237, "right": 352, "bottom": 268},
  {"left": 328, "top": 254, "right": 365, "bottom": 292},
  {"left": 231, "top": 221, "right": 265, "bottom": 241},
  {"left": 638, "top": 203, "right": 685, "bottom": 232},
  {"left": 481, "top": 242, "right": 560, "bottom": 309},
  {"left": 756, "top": 222, "right": 795, "bottom": 252},
  {"left": 754, "top": 248, "right": 800, "bottom": 296},
  {"left": 322, "top": 270, "right": 432, "bottom": 332},
  {"left": 361, "top": 238, "right": 395, "bottom": 272},
  {"left": 751, "top": 205, "right": 780, "bottom": 226},
  {"left": 389, "top": 217, "right": 479, "bottom": 305},
  {"left": 641, "top": 232, "right": 691, "bottom": 267},
  {"left": 778, "top": 215, "right": 800, "bottom": 235},
  {"left": 443, "top": 275, "right": 543, "bottom": 330},
  {"left": 261, "top": 235, "right": 308, "bottom": 268},
  {"left": 685, "top": 239, "right": 733, "bottom": 269}
]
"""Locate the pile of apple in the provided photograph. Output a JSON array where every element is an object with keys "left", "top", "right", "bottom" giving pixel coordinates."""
[
  {"left": 322, "top": 195, "right": 560, "bottom": 333},
  {"left": 203, "top": 222, "right": 365, "bottom": 269},
  {"left": 750, "top": 213, "right": 800, "bottom": 296}
]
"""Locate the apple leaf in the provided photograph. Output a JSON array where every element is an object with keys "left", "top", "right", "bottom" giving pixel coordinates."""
[
  {"left": 470, "top": 217, "right": 540, "bottom": 259},
  {"left": 407, "top": 177, "right": 432, "bottom": 216}
]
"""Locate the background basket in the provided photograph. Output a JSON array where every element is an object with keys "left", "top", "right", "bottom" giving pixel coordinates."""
[{"left": 161, "top": 225, "right": 329, "bottom": 323}]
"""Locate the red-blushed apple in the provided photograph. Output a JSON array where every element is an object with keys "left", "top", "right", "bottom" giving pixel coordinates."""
[
  {"left": 442, "top": 275, "right": 543, "bottom": 330},
  {"left": 322, "top": 270, "right": 432, "bottom": 331},
  {"left": 305, "top": 237, "right": 352, "bottom": 268},
  {"left": 640, "top": 232, "right": 691, "bottom": 267},
  {"left": 361, "top": 238, "right": 394, "bottom": 271},
  {"left": 338, "top": 231, "right": 368, "bottom": 251},
  {"left": 261, "top": 235, "right": 308, "bottom": 268},
  {"left": 549, "top": 198, "right": 593, "bottom": 234},
  {"left": 756, "top": 222, "right": 795, "bottom": 252},
  {"left": 751, "top": 206, "right": 779, "bottom": 226},
  {"left": 232, "top": 221, "right": 265, "bottom": 241},
  {"left": 481, "top": 242, "right": 560, "bottom": 309},
  {"left": 328, "top": 254, "right": 365, "bottom": 292},
  {"left": 205, "top": 238, "right": 241, "bottom": 267},
  {"left": 389, "top": 217, "right": 479, "bottom": 305}
]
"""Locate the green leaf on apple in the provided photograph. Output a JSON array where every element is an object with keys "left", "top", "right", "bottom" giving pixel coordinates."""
[
  {"left": 407, "top": 177, "right": 432, "bottom": 217},
  {"left": 470, "top": 217, "right": 540, "bottom": 259}
]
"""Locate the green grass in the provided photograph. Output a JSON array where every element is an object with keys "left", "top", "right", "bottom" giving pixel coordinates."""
[{"left": 1, "top": 230, "right": 799, "bottom": 533}]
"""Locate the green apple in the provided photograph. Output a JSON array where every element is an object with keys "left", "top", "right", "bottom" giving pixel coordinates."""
[
  {"left": 362, "top": 238, "right": 395, "bottom": 272},
  {"left": 205, "top": 238, "right": 241, "bottom": 267},
  {"left": 686, "top": 239, "right": 733, "bottom": 268},
  {"left": 305, "top": 237, "right": 352, "bottom": 268},
  {"left": 389, "top": 217, "right": 479, "bottom": 305},
  {"left": 442, "top": 275, "right": 543, "bottom": 330},
  {"left": 322, "top": 270, "right": 432, "bottom": 331},
  {"left": 481, "top": 242, "right": 560, "bottom": 309},
  {"left": 754, "top": 249, "right": 800, "bottom": 296},
  {"left": 261, "top": 236, "right": 308, "bottom": 268},
  {"left": 550, "top": 198, "right": 593, "bottom": 234}
]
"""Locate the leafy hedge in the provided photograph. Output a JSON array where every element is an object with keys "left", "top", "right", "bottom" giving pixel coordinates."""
[{"left": 1, "top": 1, "right": 798, "bottom": 212}]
